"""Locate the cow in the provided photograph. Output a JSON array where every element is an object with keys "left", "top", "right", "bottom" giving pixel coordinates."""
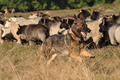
[
  {"left": 91, "top": 10, "right": 104, "bottom": 20},
  {"left": 8, "top": 16, "right": 42, "bottom": 26},
  {"left": 84, "top": 17, "right": 104, "bottom": 48},
  {"left": 77, "top": 8, "right": 91, "bottom": 21},
  {"left": 0, "top": 24, "right": 4, "bottom": 43},
  {"left": 38, "top": 16, "right": 62, "bottom": 36},
  {"left": 39, "top": 16, "right": 72, "bottom": 36},
  {"left": 28, "top": 12, "right": 39, "bottom": 18},
  {"left": 16, "top": 23, "right": 49, "bottom": 45},
  {"left": 105, "top": 14, "right": 120, "bottom": 23},
  {"left": 2, "top": 20, "right": 22, "bottom": 44},
  {"left": 9, "top": 16, "right": 25, "bottom": 22},
  {"left": 99, "top": 16, "right": 120, "bottom": 46}
]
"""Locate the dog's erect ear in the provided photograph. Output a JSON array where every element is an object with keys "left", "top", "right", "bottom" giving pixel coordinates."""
[
  {"left": 73, "top": 14, "right": 78, "bottom": 23},
  {"left": 74, "top": 14, "right": 77, "bottom": 20}
]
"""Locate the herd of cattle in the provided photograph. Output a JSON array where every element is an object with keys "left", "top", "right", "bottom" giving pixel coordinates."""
[{"left": 0, "top": 9, "right": 120, "bottom": 49}]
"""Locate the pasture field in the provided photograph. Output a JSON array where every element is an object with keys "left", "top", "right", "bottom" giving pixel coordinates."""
[
  {"left": 0, "top": 41, "right": 120, "bottom": 80},
  {"left": 1, "top": 4, "right": 120, "bottom": 80}
]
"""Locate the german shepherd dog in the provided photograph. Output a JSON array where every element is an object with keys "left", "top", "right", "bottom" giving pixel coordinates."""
[{"left": 39, "top": 15, "right": 95, "bottom": 66}]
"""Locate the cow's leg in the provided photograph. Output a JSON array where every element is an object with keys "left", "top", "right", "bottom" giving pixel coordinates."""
[
  {"left": 70, "top": 53, "right": 83, "bottom": 62},
  {"left": 109, "top": 29, "right": 117, "bottom": 45},
  {"left": 92, "top": 35, "right": 103, "bottom": 48},
  {"left": 38, "top": 33, "right": 46, "bottom": 43},
  {"left": 0, "top": 30, "right": 3, "bottom": 43},
  {"left": 16, "top": 39, "right": 21, "bottom": 44},
  {"left": 14, "top": 36, "right": 21, "bottom": 44},
  {"left": 12, "top": 32, "right": 22, "bottom": 44},
  {"left": 80, "top": 49, "right": 95, "bottom": 58},
  {"left": 1, "top": 28, "right": 10, "bottom": 37},
  {"left": 29, "top": 41, "right": 33, "bottom": 45},
  {"left": 15, "top": 37, "right": 21, "bottom": 44}
]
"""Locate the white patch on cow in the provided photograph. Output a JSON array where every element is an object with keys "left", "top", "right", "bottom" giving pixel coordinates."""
[
  {"left": 15, "top": 17, "right": 42, "bottom": 26},
  {"left": 2, "top": 21, "right": 22, "bottom": 44},
  {"left": 4, "top": 21, "right": 10, "bottom": 28},
  {"left": 50, "top": 22, "right": 61, "bottom": 36},
  {"left": 2, "top": 27, "right": 10, "bottom": 37},
  {"left": 28, "top": 13, "right": 38, "bottom": 18},
  {"left": 108, "top": 25, "right": 118, "bottom": 45},
  {"left": 9, "top": 17, "right": 17, "bottom": 21},
  {"left": 85, "top": 18, "right": 103, "bottom": 46}
]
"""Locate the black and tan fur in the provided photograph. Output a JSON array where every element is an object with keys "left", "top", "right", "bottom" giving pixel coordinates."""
[{"left": 39, "top": 15, "right": 95, "bottom": 66}]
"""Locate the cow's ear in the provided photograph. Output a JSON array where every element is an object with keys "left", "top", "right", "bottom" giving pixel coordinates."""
[
  {"left": 18, "top": 24, "right": 20, "bottom": 26},
  {"left": 18, "top": 27, "right": 20, "bottom": 29},
  {"left": 18, "top": 24, "right": 21, "bottom": 29},
  {"left": 74, "top": 14, "right": 77, "bottom": 20}
]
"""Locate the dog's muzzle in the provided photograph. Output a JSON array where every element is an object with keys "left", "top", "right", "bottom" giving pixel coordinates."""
[{"left": 86, "top": 28, "right": 91, "bottom": 33}]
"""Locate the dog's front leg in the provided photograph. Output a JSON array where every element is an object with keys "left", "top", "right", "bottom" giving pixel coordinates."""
[
  {"left": 46, "top": 53, "right": 58, "bottom": 67},
  {"left": 80, "top": 49, "right": 95, "bottom": 58},
  {"left": 38, "top": 54, "right": 44, "bottom": 65},
  {"left": 70, "top": 53, "right": 83, "bottom": 62}
]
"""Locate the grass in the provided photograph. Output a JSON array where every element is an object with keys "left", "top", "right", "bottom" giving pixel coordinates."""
[
  {"left": 1, "top": 3, "right": 120, "bottom": 80},
  {"left": 4, "top": 9, "right": 79, "bottom": 18},
  {"left": 0, "top": 42, "right": 120, "bottom": 80}
]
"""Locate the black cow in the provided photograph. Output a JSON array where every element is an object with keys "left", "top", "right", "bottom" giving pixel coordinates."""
[
  {"left": 77, "top": 9, "right": 91, "bottom": 20},
  {"left": 99, "top": 16, "right": 120, "bottom": 46},
  {"left": 39, "top": 16, "right": 75, "bottom": 35},
  {"left": 91, "top": 11, "right": 104, "bottom": 20},
  {"left": 17, "top": 24, "right": 49, "bottom": 45}
]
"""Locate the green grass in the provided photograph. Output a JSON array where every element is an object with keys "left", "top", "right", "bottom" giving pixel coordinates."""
[{"left": 4, "top": 9, "right": 79, "bottom": 18}]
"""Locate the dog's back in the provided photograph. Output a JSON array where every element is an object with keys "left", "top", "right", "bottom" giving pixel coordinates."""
[{"left": 41, "top": 34, "right": 73, "bottom": 58}]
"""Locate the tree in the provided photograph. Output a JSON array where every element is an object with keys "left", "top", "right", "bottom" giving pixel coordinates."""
[
  {"left": 32, "top": 0, "right": 41, "bottom": 10},
  {"left": 0, "top": 0, "right": 117, "bottom": 12},
  {"left": 18, "top": 1, "right": 30, "bottom": 12}
]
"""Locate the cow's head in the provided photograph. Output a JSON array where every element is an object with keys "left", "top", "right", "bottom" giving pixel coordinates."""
[
  {"left": 99, "top": 17, "right": 112, "bottom": 32},
  {"left": 77, "top": 8, "right": 91, "bottom": 19},
  {"left": 16, "top": 25, "right": 26, "bottom": 35},
  {"left": 91, "top": 11, "right": 101, "bottom": 20}
]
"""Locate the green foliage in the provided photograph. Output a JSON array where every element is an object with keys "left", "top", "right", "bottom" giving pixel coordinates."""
[
  {"left": 50, "top": 2, "right": 60, "bottom": 10},
  {"left": 94, "top": 0, "right": 106, "bottom": 5},
  {"left": 0, "top": 0, "right": 116, "bottom": 11},
  {"left": 32, "top": 0, "right": 41, "bottom": 10},
  {"left": 42, "top": 2, "right": 47, "bottom": 9},
  {"left": 19, "top": 1, "right": 30, "bottom": 11}
]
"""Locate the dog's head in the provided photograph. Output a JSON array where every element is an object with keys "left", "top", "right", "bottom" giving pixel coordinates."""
[{"left": 71, "top": 15, "right": 91, "bottom": 40}]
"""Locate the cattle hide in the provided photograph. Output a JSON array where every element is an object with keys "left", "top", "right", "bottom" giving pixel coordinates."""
[
  {"left": 17, "top": 24, "right": 49, "bottom": 45},
  {"left": 84, "top": 17, "right": 103, "bottom": 48},
  {"left": 99, "top": 18, "right": 120, "bottom": 45}
]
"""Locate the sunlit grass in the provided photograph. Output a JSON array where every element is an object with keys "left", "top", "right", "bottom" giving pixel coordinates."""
[{"left": 0, "top": 41, "right": 120, "bottom": 80}]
